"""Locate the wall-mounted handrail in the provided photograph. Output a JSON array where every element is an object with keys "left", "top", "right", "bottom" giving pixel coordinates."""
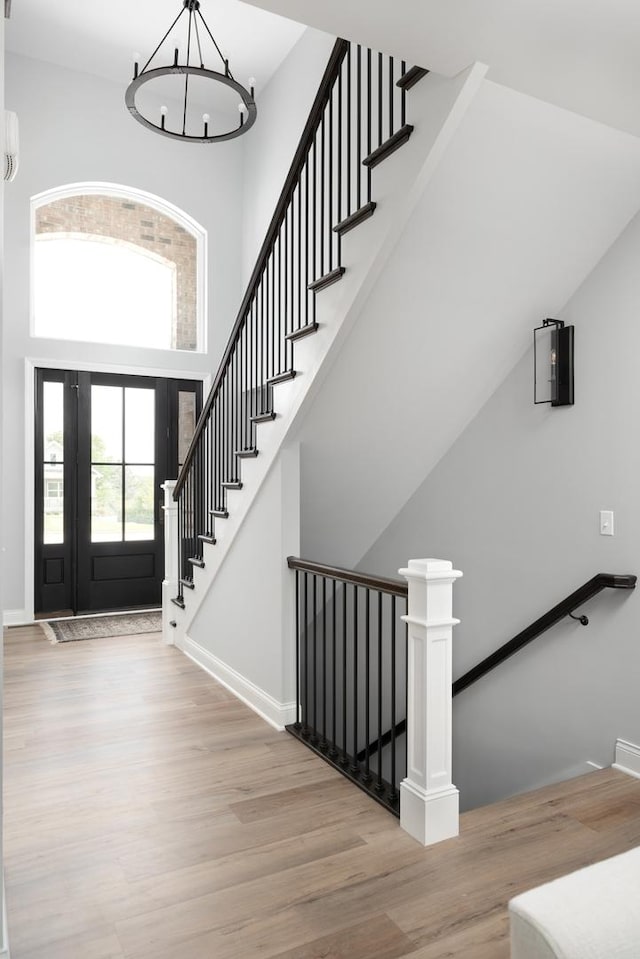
[
  {"left": 453, "top": 572, "right": 636, "bottom": 696},
  {"left": 287, "top": 556, "right": 408, "bottom": 597}
]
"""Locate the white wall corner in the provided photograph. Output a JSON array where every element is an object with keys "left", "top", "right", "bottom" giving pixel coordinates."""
[
  {"left": 613, "top": 739, "right": 640, "bottom": 780},
  {"left": 179, "top": 634, "right": 297, "bottom": 731}
]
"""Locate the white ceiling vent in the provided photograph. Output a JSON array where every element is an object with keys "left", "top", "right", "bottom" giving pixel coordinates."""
[{"left": 4, "top": 111, "right": 19, "bottom": 182}]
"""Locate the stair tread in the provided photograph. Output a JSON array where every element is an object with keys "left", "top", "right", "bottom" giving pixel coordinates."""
[
  {"left": 222, "top": 481, "right": 243, "bottom": 490},
  {"left": 251, "top": 411, "right": 276, "bottom": 423},
  {"left": 188, "top": 557, "right": 205, "bottom": 568},
  {"left": 286, "top": 322, "right": 319, "bottom": 342},
  {"left": 308, "top": 267, "right": 345, "bottom": 292},
  {"left": 363, "top": 124, "right": 414, "bottom": 169},
  {"left": 333, "top": 202, "right": 376, "bottom": 236},
  {"left": 171, "top": 596, "right": 185, "bottom": 610},
  {"left": 396, "top": 66, "right": 429, "bottom": 91},
  {"left": 211, "top": 509, "right": 229, "bottom": 518},
  {"left": 198, "top": 534, "right": 217, "bottom": 545},
  {"left": 235, "top": 448, "right": 259, "bottom": 458},
  {"left": 267, "top": 370, "right": 296, "bottom": 387}
]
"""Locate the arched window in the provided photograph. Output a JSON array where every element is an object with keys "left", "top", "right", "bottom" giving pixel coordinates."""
[{"left": 32, "top": 184, "right": 206, "bottom": 352}]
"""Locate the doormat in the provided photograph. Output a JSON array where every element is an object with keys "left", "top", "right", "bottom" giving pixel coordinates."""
[{"left": 40, "top": 611, "right": 162, "bottom": 644}]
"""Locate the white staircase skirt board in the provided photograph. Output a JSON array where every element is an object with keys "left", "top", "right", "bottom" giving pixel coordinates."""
[
  {"left": 169, "top": 63, "right": 487, "bottom": 643},
  {"left": 613, "top": 739, "right": 640, "bottom": 780},
  {"left": 509, "top": 846, "right": 640, "bottom": 959},
  {"left": 179, "top": 634, "right": 297, "bottom": 731}
]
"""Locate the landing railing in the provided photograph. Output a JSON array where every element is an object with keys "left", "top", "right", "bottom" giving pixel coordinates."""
[
  {"left": 286, "top": 556, "right": 409, "bottom": 815},
  {"left": 287, "top": 556, "right": 463, "bottom": 846},
  {"left": 172, "top": 38, "right": 428, "bottom": 603}
]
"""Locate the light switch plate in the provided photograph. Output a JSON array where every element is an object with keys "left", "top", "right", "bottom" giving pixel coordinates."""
[{"left": 600, "top": 510, "right": 614, "bottom": 536}]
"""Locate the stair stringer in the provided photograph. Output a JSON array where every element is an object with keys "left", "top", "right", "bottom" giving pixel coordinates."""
[{"left": 170, "top": 61, "right": 488, "bottom": 651}]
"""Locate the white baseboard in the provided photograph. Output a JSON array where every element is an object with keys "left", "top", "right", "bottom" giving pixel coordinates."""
[
  {"left": 613, "top": 739, "right": 640, "bottom": 780},
  {"left": 3, "top": 609, "right": 30, "bottom": 627},
  {"left": 179, "top": 634, "right": 296, "bottom": 731}
]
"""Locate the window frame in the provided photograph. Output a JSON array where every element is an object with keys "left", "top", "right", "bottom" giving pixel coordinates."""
[{"left": 30, "top": 182, "right": 208, "bottom": 354}]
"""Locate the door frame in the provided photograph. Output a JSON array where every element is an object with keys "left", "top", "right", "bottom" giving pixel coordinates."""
[{"left": 23, "top": 357, "right": 209, "bottom": 623}]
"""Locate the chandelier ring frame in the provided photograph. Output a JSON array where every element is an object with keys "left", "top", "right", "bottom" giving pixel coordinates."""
[{"left": 125, "top": 66, "right": 257, "bottom": 143}]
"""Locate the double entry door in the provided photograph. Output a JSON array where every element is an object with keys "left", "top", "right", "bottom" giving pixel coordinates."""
[{"left": 35, "top": 369, "right": 202, "bottom": 616}]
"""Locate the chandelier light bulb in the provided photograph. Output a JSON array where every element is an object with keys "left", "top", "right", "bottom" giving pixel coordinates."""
[{"left": 202, "top": 113, "right": 210, "bottom": 123}]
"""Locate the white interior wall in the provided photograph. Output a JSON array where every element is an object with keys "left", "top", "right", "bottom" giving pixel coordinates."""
[
  {"left": 361, "top": 207, "right": 640, "bottom": 810},
  {"left": 186, "top": 446, "right": 300, "bottom": 724},
  {"left": 294, "top": 79, "right": 640, "bottom": 570},
  {"left": 240, "top": 28, "right": 335, "bottom": 284},
  {"left": 2, "top": 52, "right": 246, "bottom": 619}
]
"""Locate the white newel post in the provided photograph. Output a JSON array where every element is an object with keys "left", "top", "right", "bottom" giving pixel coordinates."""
[
  {"left": 161, "top": 480, "right": 179, "bottom": 646},
  {"left": 398, "top": 558, "right": 463, "bottom": 846}
]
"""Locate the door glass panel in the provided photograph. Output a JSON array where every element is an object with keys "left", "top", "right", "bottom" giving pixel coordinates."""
[
  {"left": 92, "top": 386, "right": 123, "bottom": 462},
  {"left": 125, "top": 465, "right": 155, "bottom": 541},
  {"left": 178, "top": 390, "right": 197, "bottom": 468},
  {"left": 125, "top": 388, "right": 155, "bottom": 463},
  {"left": 43, "top": 476, "right": 64, "bottom": 544},
  {"left": 42, "top": 381, "right": 65, "bottom": 544},
  {"left": 92, "top": 464, "right": 123, "bottom": 542}
]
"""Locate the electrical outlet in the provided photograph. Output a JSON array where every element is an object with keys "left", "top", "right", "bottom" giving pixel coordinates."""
[{"left": 600, "top": 510, "right": 614, "bottom": 536}]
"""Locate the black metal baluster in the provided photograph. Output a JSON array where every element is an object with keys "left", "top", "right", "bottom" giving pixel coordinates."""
[
  {"left": 389, "top": 56, "right": 394, "bottom": 137},
  {"left": 328, "top": 86, "right": 334, "bottom": 272},
  {"left": 376, "top": 591, "right": 384, "bottom": 792},
  {"left": 401, "top": 60, "right": 407, "bottom": 127},
  {"left": 320, "top": 112, "right": 325, "bottom": 280},
  {"left": 321, "top": 575, "right": 327, "bottom": 748},
  {"left": 356, "top": 44, "right": 362, "bottom": 210},
  {"left": 260, "top": 271, "right": 266, "bottom": 413},
  {"left": 303, "top": 571, "right": 309, "bottom": 732},
  {"left": 367, "top": 48, "right": 372, "bottom": 203},
  {"left": 351, "top": 583, "right": 359, "bottom": 772},
  {"left": 364, "top": 588, "right": 371, "bottom": 782},
  {"left": 337, "top": 62, "right": 343, "bottom": 264},
  {"left": 342, "top": 581, "right": 347, "bottom": 761},
  {"left": 346, "top": 45, "right": 351, "bottom": 217},
  {"left": 390, "top": 594, "right": 397, "bottom": 797},
  {"left": 378, "top": 51, "right": 383, "bottom": 148},
  {"left": 297, "top": 171, "right": 302, "bottom": 334},
  {"left": 312, "top": 573, "right": 318, "bottom": 742},
  {"left": 295, "top": 569, "right": 301, "bottom": 728},
  {"left": 330, "top": 577, "right": 337, "bottom": 756}
]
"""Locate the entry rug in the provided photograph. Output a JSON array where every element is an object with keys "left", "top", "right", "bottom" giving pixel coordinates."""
[{"left": 41, "top": 611, "right": 162, "bottom": 644}]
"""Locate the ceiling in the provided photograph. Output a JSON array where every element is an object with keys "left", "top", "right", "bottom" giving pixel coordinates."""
[
  {"left": 238, "top": 0, "right": 640, "bottom": 139},
  {"left": 4, "top": 0, "right": 306, "bottom": 95}
]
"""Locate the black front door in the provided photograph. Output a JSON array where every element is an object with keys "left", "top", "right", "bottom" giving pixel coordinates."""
[{"left": 35, "top": 369, "right": 201, "bottom": 615}]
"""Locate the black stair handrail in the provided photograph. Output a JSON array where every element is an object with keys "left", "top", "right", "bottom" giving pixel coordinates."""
[
  {"left": 453, "top": 572, "right": 636, "bottom": 696},
  {"left": 287, "top": 556, "right": 408, "bottom": 597},
  {"left": 357, "top": 571, "right": 636, "bottom": 760},
  {"left": 173, "top": 37, "right": 350, "bottom": 499}
]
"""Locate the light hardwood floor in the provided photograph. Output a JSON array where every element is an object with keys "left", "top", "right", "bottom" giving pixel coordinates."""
[{"left": 4, "top": 623, "right": 640, "bottom": 959}]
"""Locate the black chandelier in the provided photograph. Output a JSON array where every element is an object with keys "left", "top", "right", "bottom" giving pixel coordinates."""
[{"left": 125, "top": 0, "right": 257, "bottom": 144}]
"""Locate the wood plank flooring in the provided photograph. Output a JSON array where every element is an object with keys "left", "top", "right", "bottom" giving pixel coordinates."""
[{"left": 4, "top": 623, "right": 640, "bottom": 959}]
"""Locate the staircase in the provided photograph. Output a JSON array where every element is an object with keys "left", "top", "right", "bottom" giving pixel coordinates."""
[{"left": 165, "top": 39, "right": 487, "bottom": 643}]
